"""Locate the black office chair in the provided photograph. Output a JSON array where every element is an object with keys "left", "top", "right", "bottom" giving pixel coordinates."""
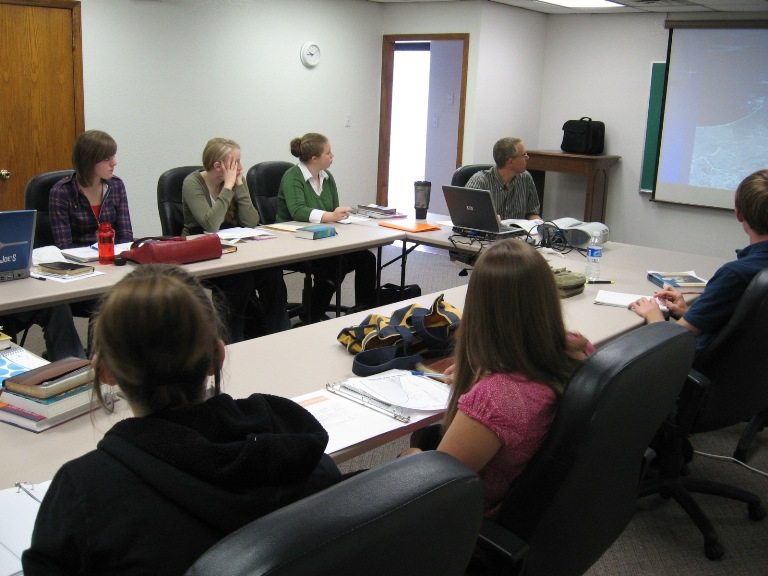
[
  {"left": 639, "top": 268, "right": 768, "bottom": 560},
  {"left": 735, "top": 408, "right": 768, "bottom": 462},
  {"left": 246, "top": 161, "right": 355, "bottom": 323},
  {"left": 472, "top": 322, "right": 695, "bottom": 576},
  {"left": 185, "top": 451, "right": 483, "bottom": 576},
  {"left": 24, "top": 169, "right": 75, "bottom": 248},
  {"left": 20, "top": 169, "right": 87, "bottom": 350},
  {"left": 450, "top": 164, "right": 492, "bottom": 187},
  {"left": 246, "top": 161, "right": 293, "bottom": 226},
  {"left": 156, "top": 165, "right": 202, "bottom": 236}
]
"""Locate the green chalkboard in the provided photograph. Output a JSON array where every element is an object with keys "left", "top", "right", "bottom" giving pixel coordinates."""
[{"left": 641, "top": 62, "right": 666, "bottom": 192}]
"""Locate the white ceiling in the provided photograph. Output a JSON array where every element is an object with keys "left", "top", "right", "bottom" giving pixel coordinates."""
[{"left": 367, "top": 0, "right": 768, "bottom": 16}]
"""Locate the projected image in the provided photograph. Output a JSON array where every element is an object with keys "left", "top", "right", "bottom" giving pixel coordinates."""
[
  {"left": 656, "top": 28, "right": 768, "bottom": 208},
  {"left": 690, "top": 96, "right": 768, "bottom": 191}
]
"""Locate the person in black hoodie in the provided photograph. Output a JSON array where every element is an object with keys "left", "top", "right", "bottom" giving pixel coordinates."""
[{"left": 22, "top": 264, "right": 340, "bottom": 576}]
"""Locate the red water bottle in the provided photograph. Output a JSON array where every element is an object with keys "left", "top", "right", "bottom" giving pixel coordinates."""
[{"left": 98, "top": 222, "right": 115, "bottom": 264}]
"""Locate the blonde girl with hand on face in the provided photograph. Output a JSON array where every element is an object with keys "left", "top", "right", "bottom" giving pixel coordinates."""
[{"left": 182, "top": 138, "right": 290, "bottom": 341}]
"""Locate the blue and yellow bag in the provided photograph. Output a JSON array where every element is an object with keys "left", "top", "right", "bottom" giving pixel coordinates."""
[{"left": 337, "top": 294, "right": 461, "bottom": 376}]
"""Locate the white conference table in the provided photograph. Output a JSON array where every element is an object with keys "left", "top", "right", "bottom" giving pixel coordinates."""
[
  {"left": 0, "top": 223, "right": 403, "bottom": 315},
  {"left": 0, "top": 240, "right": 725, "bottom": 488}
]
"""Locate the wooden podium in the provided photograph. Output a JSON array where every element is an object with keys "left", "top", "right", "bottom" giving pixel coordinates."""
[{"left": 527, "top": 150, "right": 621, "bottom": 222}]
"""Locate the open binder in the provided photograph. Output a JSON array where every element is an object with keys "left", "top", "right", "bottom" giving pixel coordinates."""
[
  {"left": 325, "top": 369, "right": 450, "bottom": 423},
  {"left": 0, "top": 481, "right": 50, "bottom": 576}
]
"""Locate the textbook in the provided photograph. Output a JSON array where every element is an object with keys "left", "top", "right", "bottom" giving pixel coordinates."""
[
  {"left": 0, "top": 382, "right": 93, "bottom": 419},
  {"left": 37, "top": 261, "right": 94, "bottom": 277},
  {"left": 295, "top": 224, "right": 337, "bottom": 240},
  {"left": 0, "top": 399, "right": 95, "bottom": 432},
  {"left": 647, "top": 270, "right": 707, "bottom": 289},
  {"left": 3, "top": 358, "right": 93, "bottom": 399},
  {"left": 353, "top": 204, "right": 406, "bottom": 219}
]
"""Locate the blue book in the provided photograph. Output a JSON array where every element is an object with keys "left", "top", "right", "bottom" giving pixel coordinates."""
[{"left": 296, "top": 224, "right": 337, "bottom": 240}]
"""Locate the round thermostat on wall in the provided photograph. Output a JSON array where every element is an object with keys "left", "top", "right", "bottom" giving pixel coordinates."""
[{"left": 300, "top": 42, "right": 321, "bottom": 68}]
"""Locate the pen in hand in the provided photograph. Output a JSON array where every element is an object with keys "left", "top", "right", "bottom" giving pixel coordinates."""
[
  {"left": 587, "top": 280, "right": 613, "bottom": 284},
  {"left": 411, "top": 371, "right": 448, "bottom": 381}
]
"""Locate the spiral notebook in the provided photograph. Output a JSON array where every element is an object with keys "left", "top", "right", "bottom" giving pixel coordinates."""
[{"left": 0, "top": 347, "right": 48, "bottom": 389}]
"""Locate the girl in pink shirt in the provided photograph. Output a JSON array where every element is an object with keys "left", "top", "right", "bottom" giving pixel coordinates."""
[{"left": 404, "top": 240, "right": 593, "bottom": 513}]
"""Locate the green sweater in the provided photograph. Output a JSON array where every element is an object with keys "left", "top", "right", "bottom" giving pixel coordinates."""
[
  {"left": 276, "top": 165, "right": 339, "bottom": 222},
  {"left": 182, "top": 171, "right": 260, "bottom": 235}
]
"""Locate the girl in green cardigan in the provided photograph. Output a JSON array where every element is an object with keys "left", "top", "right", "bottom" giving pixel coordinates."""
[{"left": 277, "top": 133, "right": 376, "bottom": 321}]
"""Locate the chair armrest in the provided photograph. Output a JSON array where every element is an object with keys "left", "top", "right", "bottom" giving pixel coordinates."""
[
  {"left": 477, "top": 518, "right": 529, "bottom": 568},
  {"left": 677, "top": 369, "right": 710, "bottom": 430}
]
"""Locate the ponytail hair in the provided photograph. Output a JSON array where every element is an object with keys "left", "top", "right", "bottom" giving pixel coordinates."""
[{"left": 92, "top": 264, "right": 224, "bottom": 413}]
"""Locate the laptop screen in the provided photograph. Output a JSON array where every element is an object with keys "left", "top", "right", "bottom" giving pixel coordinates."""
[
  {"left": 0, "top": 210, "right": 37, "bottom": 282},
  {"left": 442, "top": 185, "right": 502, "bottom": 233}
]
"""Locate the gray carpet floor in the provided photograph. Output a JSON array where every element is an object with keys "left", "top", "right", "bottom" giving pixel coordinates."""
[{"left": 21, "top": 243, "right": 768, "bottom": 574}]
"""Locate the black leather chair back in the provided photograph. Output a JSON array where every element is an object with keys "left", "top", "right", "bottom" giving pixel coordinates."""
[
  {"left": 690, "top": 268, "right": 768, "bottom": 432},
  {"left": 450, "top": 164, "right": 492, "bottom": 187},
  {"left": 246, "top": 161, "right": 293, "bottom": 224},
  {"left": 185, "top": 451, "right": 483, "bottom": 576},
  {"left": 24, "top": 169, "right": 75, "bottom": 247},
  {"left": 156, "top": 166, "right": 201, "bottom": 236},
  {"left": 488, "top": 322, "right": 695, "bottom": 576}
]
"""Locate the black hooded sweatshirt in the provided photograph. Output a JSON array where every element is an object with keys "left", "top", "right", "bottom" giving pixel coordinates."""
[{"left": 22, "top": 393, "right": 341, "bottom": 575}]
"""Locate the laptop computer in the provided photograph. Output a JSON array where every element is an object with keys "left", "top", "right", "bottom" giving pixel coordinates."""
[
  {"left": 0, "top": 210, "right": 37, "bottom": 282},
  {"left": 442, "top": 185, "right": 526, "bottom": 240}
]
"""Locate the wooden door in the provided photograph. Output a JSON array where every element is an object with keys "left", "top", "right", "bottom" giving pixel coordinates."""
[{"left": 0, "top": 0, "right": 84, "bottom": 211}]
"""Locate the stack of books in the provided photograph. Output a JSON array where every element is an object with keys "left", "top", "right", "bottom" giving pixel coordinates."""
[
  {"left": 0, "top": 356, "right": 96, "bottom": 433},
  {"left": 353, "top": 204, "right": 406, "bottom": 219}
]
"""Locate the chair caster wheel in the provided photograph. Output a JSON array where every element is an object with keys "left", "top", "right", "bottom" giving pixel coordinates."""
[
  {"left": 748, "top": 502, "right": 766, "bottom": 521},
  {"left": 704, "top": 540, "right": 724, "bottom": 560}
]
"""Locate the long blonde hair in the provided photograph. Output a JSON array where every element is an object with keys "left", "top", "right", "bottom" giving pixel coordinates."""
[{"left": 445, "top": 240, "right": 587, "bottom": 428}]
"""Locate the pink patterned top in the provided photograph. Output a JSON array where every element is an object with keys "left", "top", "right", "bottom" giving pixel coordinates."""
[{"left": 458, "top": 339, "right": 594, "bottom": 513}]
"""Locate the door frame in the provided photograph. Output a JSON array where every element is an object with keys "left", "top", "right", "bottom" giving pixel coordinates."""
[{"left": 376, "top": 33, "right": 469, "bottom": 205}]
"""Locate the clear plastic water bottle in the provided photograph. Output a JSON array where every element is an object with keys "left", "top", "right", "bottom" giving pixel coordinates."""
[{"left": 585, "top": 234, "right": 602, "bottom": 281}]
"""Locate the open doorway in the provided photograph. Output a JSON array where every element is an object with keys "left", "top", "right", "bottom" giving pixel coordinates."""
[{"left": 377, "top": 34, "right": 469, "bottom": 215}]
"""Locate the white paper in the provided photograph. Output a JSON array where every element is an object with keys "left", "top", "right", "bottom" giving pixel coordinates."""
[
  {"left": 594, "top": 290, "right": 668, "bottom": 312},
  {"left": 338, "top": 215, "right": 370, "bottom": 224},
  {"left": 0, "top": 481, "right": 51, "bottom": 575},
  {"left": 30, "top": 270, "right": 104, "bottom": 283},
  {"left": 292, "top": 389, "right": 434, "bottom": 454},
  {"left": 216, "top": 227, "right": 275, "bottom": 240},
  {"left": 500, "top": 218, "right": 541, "bottom": 233},
  {"left": 31, "top": 246, "right": 64, "bottom": 265},
  {"left": 342, "top": 369, "right": 449, "bottom": 411}
]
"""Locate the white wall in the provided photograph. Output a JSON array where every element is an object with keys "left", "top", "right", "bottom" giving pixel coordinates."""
[
  {"left": 77, "top": 1, "right": 748, "bottom": 257},
  {"left": 80, "top": 0, "right": 384, "bottom": 237},
  {"left": 539, "top": 13, "right": 744, "bottom": 258},
  {"left": 425, "top": 40, "right": 464, "bottom": 216}
]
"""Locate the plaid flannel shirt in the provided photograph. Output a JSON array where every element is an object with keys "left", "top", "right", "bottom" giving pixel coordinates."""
[{"left": 49, "top": 174, "right": 134, "bottom": 248}]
